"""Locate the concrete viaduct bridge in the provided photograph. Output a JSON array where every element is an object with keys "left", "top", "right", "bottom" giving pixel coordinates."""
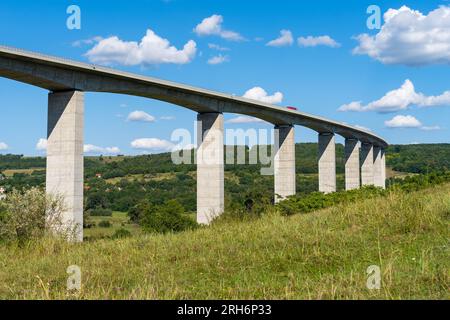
[{"left": 0, "top": 46, "right": 388, "bottom": 242}]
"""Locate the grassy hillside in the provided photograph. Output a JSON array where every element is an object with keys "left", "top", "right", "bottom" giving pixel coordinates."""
[{"left": 0, "top": 183, "right": 448, "bottom": 299}]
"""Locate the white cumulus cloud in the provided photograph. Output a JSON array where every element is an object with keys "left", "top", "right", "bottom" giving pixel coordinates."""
[
  {"left": 353, "top": 5, "right": 450, "bottom": 66},
  {"left": 384, "top": 115, "right": 440, "bottom": 130},
  {"left": 385, "top": 115, "right": 422, "bottom": 128},
  {"left": 36, "top": 138, "right": 120, "bottom": 154},
  {"left": 207, "top": 54, "right": 229, "bottom": 65},
  {"left": 131, "top": 138, "right": 175, "bottom": 151},
  {"left": 0, "top": 142, "right": 8, "bottom": 150},
  {"left": 298, "top": 35, "right": 340, "bottom": 47},
  {"left": 339, "top": 79, "right": 450, "bottom": 113},
  {"left": 226, "top": 116, "right": 266, "bottom": 124},
  {"left": 36, "top": 138, "right": 47, "bottom": 151},
  {"left": 243, "top": 87, "right": 283, "bottom": 104},
  {"left": 84, "top": 144, "right": 121, "bottom": 154},
  {"left": 127, "top": 110, "right": 156, "bottom": 122},
  {"left": 85, "top": 29, "right": 197, "bottom": 66},
  {"left": 266, "top": 30, "right": 294, "bottom": 47},
  {"left": 194, "top": 14, "right": 244, "bottom": 41}
]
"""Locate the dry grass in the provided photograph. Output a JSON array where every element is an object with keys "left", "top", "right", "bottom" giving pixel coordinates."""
[
  {"left": 386, "top": 167, "right": 418, "bottom": 179},
  {"left": 0, "top": 184, "right": 448, "bottom": 299},
  {"left": 2, "top": 168, "right": 44, "bottom": 177}
]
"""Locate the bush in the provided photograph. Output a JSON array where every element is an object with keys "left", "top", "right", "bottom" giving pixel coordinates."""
[
  {"left": 98, "top": 220, "right": 111, "bottom": 228},
  {"left": 0, "top": 204, "right": 7, "bottom": 228},
  {"left": 85, "top": 191, "right": 110, "bottom": 211},
  {"left": 276, "top": 171, "right": 450, "bottom": 217},
  {"left": 112, "top": 227, "right": 132, "bottom": 239},
  {"left": 133, "top": 199, "right": 197, "bottom": 234},
  {"left": 277, "top": 186, "right": 386, "bottom": 216},
  {"left": 83, "top": 210, "right": 95, "bottom": 229},
  {"left": 216, "top": 191, "right": 274, "bottom": 223},
  {"left": 0, "top": 188, "right": 74, "bottom": 244},
  {"left": 128, "top": 202, "right": 146, "bottom": 223},
  {"left": 388, "top": 171, "right": 450, "bottom": 192}
]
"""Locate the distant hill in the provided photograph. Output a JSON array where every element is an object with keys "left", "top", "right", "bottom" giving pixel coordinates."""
[
  {"left": 0, "top": 154, "right": 45, "bottom": 170},
  {"left": 2, "top": 143, "right": 449, "bottom": 175},
  {"left": 1, "top": 143, "right": 449, "bottom": 213},
  {"left": 386, "top": 143, "right": 450, "bottom": 173}
]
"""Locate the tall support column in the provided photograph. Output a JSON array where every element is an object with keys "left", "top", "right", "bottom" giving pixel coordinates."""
[
  {"left": 361, "top": 142, "right": 374, "bottom": 186},
  {"left": 197, "top": 112, "right": 224, "bottom": 224},
  {"left": 318, "top": 132, "right": 336, "bottom": 193},
  {"left": 345, "top": 138, "right": 360, "bottom": 190},
  {"left": 274, "top": 125, "right": 295, "bottom": 203},
  {"left": 373, "top": 146, "right": 385, "bottom": 188},
  {"left": 46, "top": 90, "right": 84, "bottom": 242}
]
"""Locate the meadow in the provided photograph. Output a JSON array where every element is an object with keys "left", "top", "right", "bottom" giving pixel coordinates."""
[{"left": 0, "top": 183, "right": 448, "bottom": 299}]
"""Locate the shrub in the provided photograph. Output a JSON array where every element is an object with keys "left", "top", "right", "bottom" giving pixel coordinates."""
[
  {"left": 276, "top": 171, "right": 450, "bottom": 217},
  {"left": 0, "top": 187, "right": 74, "bottom": 244},
  {"left": 277, "top": 186, "right": 386, "bottom": 216},
  {"left": 217, "top": 192, "right": 274, "bottom": 223},
  {"left": 112, "top": 227, "right": 132, "bottom": 239},
  {"left": 98, "top": 220, "right": 111, "bottom": 228},
  {"left": 128, "top": 201, "right": 149, "bottom": 223},
  {"left": 388, "top": 171, "right": 450, "bottom": 192},
  {"left": 85, "top": 191, "right": 109, "bottom": 210},
  {"left": 0, "top": 204, "right": 7, "bottom": 229},
  {"left": 83, "top": 210, "right": 95, "bottom": 229},
  {"left": 135, "top": 199, "right": 197, "bottom": 234}
]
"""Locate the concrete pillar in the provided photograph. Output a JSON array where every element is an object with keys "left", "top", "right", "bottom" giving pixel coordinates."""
[
  {"left": 196, "top": 112, "right": 224, "bottom": 224},
  {"left": 274, "top": 125, "right": 295, "bottom": 203},
  {"left": 345, "top": 138, "right": 360, "bottom": 190},
  {"left": 361, "top": 143, "right": 374, "bottom": 186},
  {"left": 373, "top": 146, "right": 386, "bottom": 188},
  {"left": 318, "top": 133, "right": 336, "bottom": 193},
  {"left": 46, "top": 90, "right": 84, "bottom": 242}
]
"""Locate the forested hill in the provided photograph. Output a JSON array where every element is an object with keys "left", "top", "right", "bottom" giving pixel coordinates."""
[
  {"left": 0, "top": 154, "right": 46, "bottom": 170},
  {"left": 386, "top": 144, "right": 450, "bottom": 173},
  {"left": 1, "top": 143, "right": 449, "bottom": 175},
  {"left": 1, "top": 143, "right": 449, "bottom": 214}
]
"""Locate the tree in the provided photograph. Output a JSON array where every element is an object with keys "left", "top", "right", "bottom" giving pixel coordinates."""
[{"left": 132, "top": 199, "right": 197, "bottom": 234}]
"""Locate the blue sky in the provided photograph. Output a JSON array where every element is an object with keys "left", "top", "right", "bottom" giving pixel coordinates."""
[{"left": 0, "top": 0, "right": 449, "bottom": 155}]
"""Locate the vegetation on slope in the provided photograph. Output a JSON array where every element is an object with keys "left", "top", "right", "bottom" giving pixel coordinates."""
[
  {"left": 0, "top": 143, "right": 347, "bottom": 214},
  {"left": 0, "top": 183, "right": 448, "bottom": 299},
  {"left": 2, "top": 144, "right": 449, "bottom": 214},
  {"left": 386, "top": 143, "right": 450, "bottom": 173},
  {"left": 2, "top": 144, "right": 450, "bottom": 240}
]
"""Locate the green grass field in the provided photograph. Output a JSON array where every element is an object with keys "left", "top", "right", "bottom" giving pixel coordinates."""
[
  {"left": 0, "top": 184, "right": 448, "bottom": 299},
  {"left": 84, "top": 211, "right": 142, "bottom": 240}
]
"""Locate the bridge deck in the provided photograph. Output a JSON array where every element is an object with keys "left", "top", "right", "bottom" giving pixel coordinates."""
[{"left": 0, "top": 45, "right": 387, "bottom": 148}]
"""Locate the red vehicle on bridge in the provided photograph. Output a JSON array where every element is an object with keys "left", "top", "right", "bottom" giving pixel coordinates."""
[{"left": 286, "top": 106, "right": 297, "bottom": 111}]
